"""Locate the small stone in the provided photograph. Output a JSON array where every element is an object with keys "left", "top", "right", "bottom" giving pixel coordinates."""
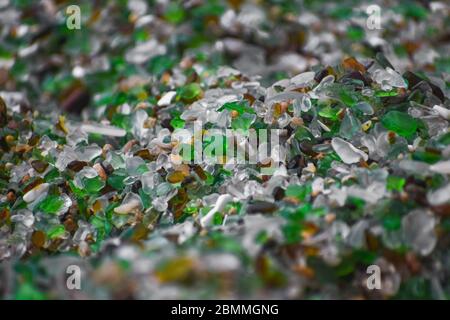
[
  {"left": 433, "top": 105, "right": 450, "bottom": 120},
  {"left": 339, "top": 110, "right": 361, "bottom": 139},
  {"left": 93, "top": 163, "right": 107, "bottom": 180},
  {"left": 55, "top": 146, "right": 78, "bottom": 171},
  {"left": 75, "top": 167, "right": 105, "bottom": 193},
  {"left": 402, "top": 209, "right": 436, "bottom": 256},
  {"left": 167, "top": 171, "right": 186, "bottom": 184},
  {"left": 37, "top": 194, "right": 72, "bottom": 215},
  {"left": 47, "top": 225, "right": 66, "bottom": 239},
  {"left": 399, "top": 160, "right": 430, "bottom": 173},
  {"left": 0, "top": 95, "right": 6, "bottom": 127},
  {"left": 67, "top": 160, "right": 88, "bottom": 172},
  {"left": 247, "top": 201, "right": 278, "bottom": 214},
  {"left": 157, "top": 91, "right": 177, "bottom": 107},
  {"left": 353, "top": 102, "right": 374, "bottom": 115},
  {"left": 80, "top": 124, "right": 126, "bottom": 137},
  {"left": 290, "top": 71, "right": 315, "bottom": 86},
  {"left": 56, "top": 115, "right": 69, "bottom": 134},
  {"left": 331, "top": 137, "right": 368, "bottom": 164},
  {"left": 381, "top": 111, "right": 418, "bottom": 138},
  {"left": 200, "top": 194, "right": 233, "bottom": 227},
  {"left": 6, "top": 190, "right": 16, "bottom": 202},
  {"left": 31, "top": 230, "right": 46, "bottom": 248},
  {"left": 114, "top": 193, "right": 143, "bottom": 214},
  {"left": 178, "top": 83, "right": 202, "bottom": 102},
  {"left": 429, "top": 160, "right": 450, "bottom": 174},
  {"left": 342, "top": 57, "right": 366, "bottom": 73},
  {"left": 427, "top": 184, "right": 450, "bottom": 206},
  {"left": 76, "top": 145, "right": 102, "bottom": 162},
  {"left": 373, "top": 67, "right": 407, "bottom": 90},
  {"left": 361, "top": 120, "right": 372, "bottom": 131},
  {"left": 31, "top": 160, "right": 48, "bottom": 174},
  {"left": 23, "top": 183, "right": 49, "bottom": 203},
  {"left": 192, "top": 165, "right": 207, "bottom": 180}
]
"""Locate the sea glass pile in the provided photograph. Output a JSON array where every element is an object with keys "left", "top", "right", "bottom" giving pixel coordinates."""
[{"left": 0, "top": 0, "right": 449, "bottom": 299}]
